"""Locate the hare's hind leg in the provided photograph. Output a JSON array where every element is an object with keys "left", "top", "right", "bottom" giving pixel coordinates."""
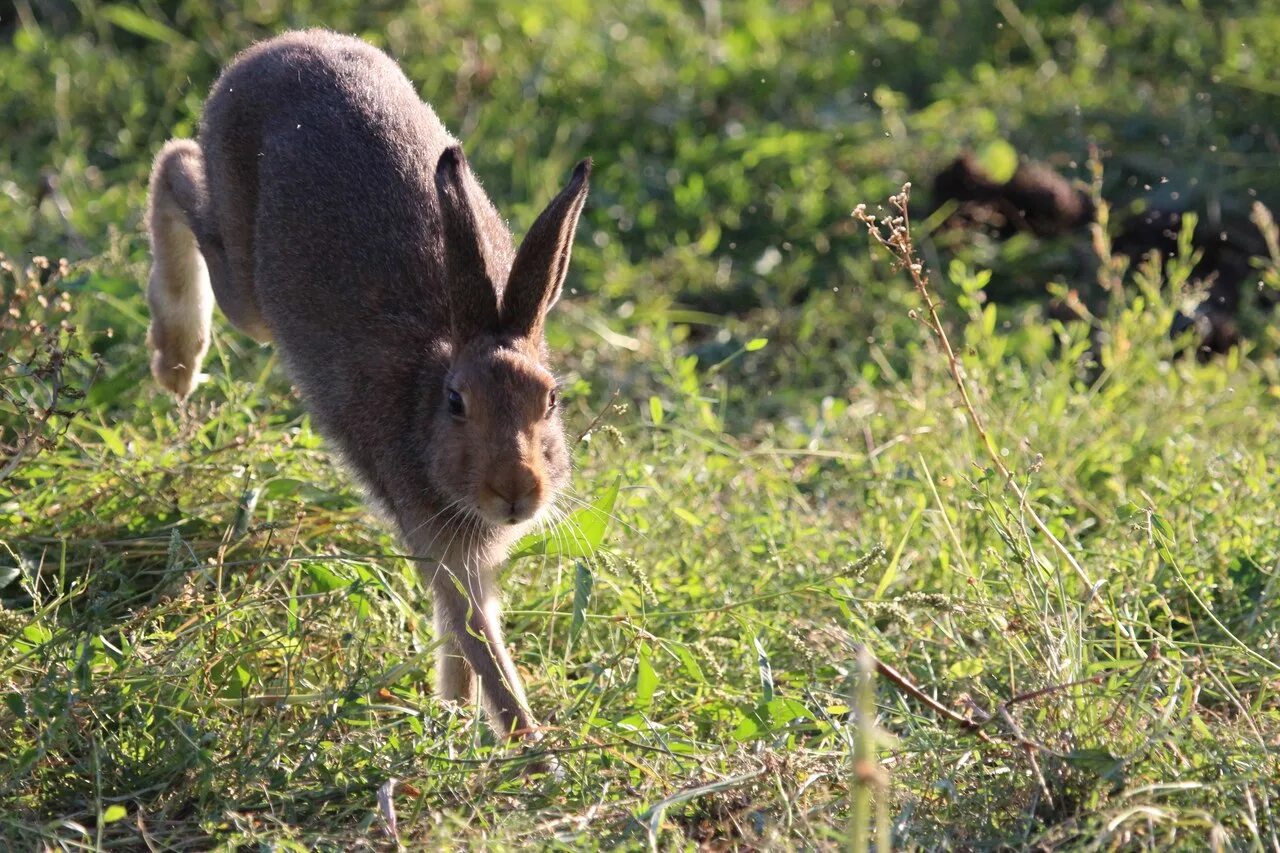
[
  {"left": 146, "top": 140, "right": 215, "bottom": 398},
  {"left": 201, "top": 230, "right": 272, "bottom": 344},
  {"left": 147, "top": 140, "right": 272, "bottom": 398},
  {"left": 202, "top": 155, "right": 272, "bottom": 345}
]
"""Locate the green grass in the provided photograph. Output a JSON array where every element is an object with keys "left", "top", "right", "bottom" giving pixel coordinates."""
[{"left": 3, "top": 2, "right": 1280, "bottom": 849}]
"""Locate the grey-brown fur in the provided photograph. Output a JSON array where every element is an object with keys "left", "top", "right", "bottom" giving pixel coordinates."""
[{"left": 145, "top": 29, "right": 590, "bottom": 743}]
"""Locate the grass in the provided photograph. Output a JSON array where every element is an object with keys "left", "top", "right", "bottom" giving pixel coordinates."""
[{"left": 3, "top": 1, "right": 1280, "bottom": 849}]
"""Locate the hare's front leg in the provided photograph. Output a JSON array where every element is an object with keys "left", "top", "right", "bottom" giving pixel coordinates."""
[
  {"left": 431, "top": 567, "right": 538, "bottom": 739},
  {"left": 433, "top": 610, "right": 475, "bottom": 704}
]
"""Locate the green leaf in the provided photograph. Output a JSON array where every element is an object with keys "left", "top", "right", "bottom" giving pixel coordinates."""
[
  {"left": 101, "top": 804, "right": 128, "bottom": 824},
  {"left": 744, "top": 337, "right": 769, "bottom": 352},
  {"left": 1150, "top": 513, "right": 1179, "bottom": 565},
  {"left": 648, "top": 395, "right": 665, "bottom": 426},
  {"left": 511, "top": 477, "right": 621, "bottom": 559},
  {"left": 22, "top": 623, "right": 51, "bottom": 645},
  {"left": 635, "top": 642, "right": 658, "bottom": 708},
  {"left": 232, "top": 486, "right": 261, "bottom": 539},
  {"left": 673, "top": 644, "right": 706, "bottom": 684},
  {"left": 3, "top": 692, "right": 27, "bottom": 718},
  {"left": 211, "top": 658, "right": 252, "bottom": 698},
  {"left": 731, "top": 712, "right": 761, "bottom": 741},
  {"left": 263, "top": 478, "right": 349, "bottom": 507},
  {"left": 732, "top": 697, "right": 816, "bottom": 741},
  {"left": 946, "top": 657, "right": 985, "bottom": 678},
  {"left": 695, "top": 221, "right": 722, "bottom": 254},
  {"left": 1150, "top": 513, "right": 1176, "bottom": 542},
  {"left": 570, "top": 561, "right": 593, "bottom": 642},
  {"left": 349, "top": 591, "right": 373, "bottom": 619},
  {"left": 754, "top": 635, "right": 774, "bottom": 703},
  {"left": 299, "top": 563, "right": 372, "bottom": 617},
  {"left": 87, "top": 423, "right": 126, "bottom": 457},
  {"left": 672, "top": 506, "right": 703, "bottom": 528},
  {"left": 976, "top": 138, "right": 1018, "bottom": 183},
  {"left": 874, "top": 506, "right": 920, "bottom": 600},
  {"left": 100, "top": 5, "right": 185, "bottom": 46},
  {"left": 263, "top": 478, "right": 305, "bottom": 499},
  {"left": 1064, "top": 749, "right": 1126, "bottom": 786},
  {"left": 306, "top": 563, "right": 350, "bottom": 593}
]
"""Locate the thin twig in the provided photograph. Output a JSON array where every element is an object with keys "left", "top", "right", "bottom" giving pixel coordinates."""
[
  {"left": 854, "top": 187, "right": 1096, "bottom": 593},
  {"left": 575, "top": 388, "right": 622, "bottom": 444},
  {"left": 997, "top": 705, "right": 1055, "bottom": 806},
  {"left": 1004, "top": 673, "right": 1106, "bottom": 709},
  {"left": 862, "top": 646, "right": 1109, "bottom": 757},
  {"left": 855, "top": 645, "right": 992, "bottom": 743}
]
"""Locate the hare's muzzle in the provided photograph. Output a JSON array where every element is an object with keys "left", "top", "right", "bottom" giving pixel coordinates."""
[{"left": 479, "top": 466, "right": 544, "bottom": 525}]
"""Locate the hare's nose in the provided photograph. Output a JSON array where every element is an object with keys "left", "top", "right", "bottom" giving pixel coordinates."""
[
  {"left": 487, "top": 472, "right": 538, "bottom": 503},
  {"left": 486, "top": 470, "right": 541, "bottom": 521}
]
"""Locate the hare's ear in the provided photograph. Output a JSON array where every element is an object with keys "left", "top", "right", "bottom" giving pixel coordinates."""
[
  {"left": 501, "top": 158, "right": 591, "bottom": 339},
  {"left": 435, "top": 145, "right": 500, "bottom": 340}
]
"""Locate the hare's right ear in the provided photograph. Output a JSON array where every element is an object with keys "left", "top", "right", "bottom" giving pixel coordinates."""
[
  {"left": 501, "top": 159, "right": 591, "bottom": 339},
  {"left": 435, "top": 146, "right": 501, "bottom": 341}
]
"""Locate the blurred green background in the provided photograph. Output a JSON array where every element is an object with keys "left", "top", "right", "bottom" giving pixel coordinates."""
[
  {"left": 5, "top": 0, "right": 1279, "bottom": 377},
  {"left": 3, "top": 2, "right": 1280, "bottom": 849}
]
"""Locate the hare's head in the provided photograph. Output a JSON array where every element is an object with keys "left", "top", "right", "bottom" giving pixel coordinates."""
[{"left": 426, "top": 147, "right": 589, "bottom": 527}]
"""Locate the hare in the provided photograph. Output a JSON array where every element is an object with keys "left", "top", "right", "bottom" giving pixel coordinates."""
[{"left": 144, "top": 30, "right": 590, "bottom": 743}]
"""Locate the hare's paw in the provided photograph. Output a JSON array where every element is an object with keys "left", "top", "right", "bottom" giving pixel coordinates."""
[{"left": 147, "top": 321, "right": 208, "bottom": 399}]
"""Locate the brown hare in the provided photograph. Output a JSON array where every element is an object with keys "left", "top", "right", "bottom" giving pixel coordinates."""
[{"left": 145, "top": 29, "right": 590, "bottom": 744}]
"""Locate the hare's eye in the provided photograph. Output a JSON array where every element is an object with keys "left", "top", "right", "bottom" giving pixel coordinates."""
[
  {"left": 546, "top": 389, "right": 557, "bottom": 417},
  {"left": 447, "top": 388, "right": 466, "bottom": 418}
]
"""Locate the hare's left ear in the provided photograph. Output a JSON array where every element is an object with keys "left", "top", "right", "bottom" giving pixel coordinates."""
[
  {"left": 435, "top": 145, "right": 501, "bottom": 341},
  {"left": 500, "top": 158, "right": 591, "bottom": 339}
]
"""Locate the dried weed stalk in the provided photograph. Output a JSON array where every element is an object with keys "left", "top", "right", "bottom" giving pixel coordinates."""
[
  {"left": 853, "top": 185, "right": 1095, "bottom": 592},
  {"left": 1, "top": 254, "right": 92, "bottom": 484}
]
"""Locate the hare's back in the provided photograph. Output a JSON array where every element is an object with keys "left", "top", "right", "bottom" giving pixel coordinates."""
[
  {"left": 203, "top": 28, "right": 452, "bottom": 170},
  {"left": 201, "top": 31, "right": 455, "bottom": 346}
]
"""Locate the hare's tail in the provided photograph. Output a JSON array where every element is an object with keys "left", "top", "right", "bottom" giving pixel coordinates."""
[{"left": 146, "top": 139, "right": 215, "bottom": 399}]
